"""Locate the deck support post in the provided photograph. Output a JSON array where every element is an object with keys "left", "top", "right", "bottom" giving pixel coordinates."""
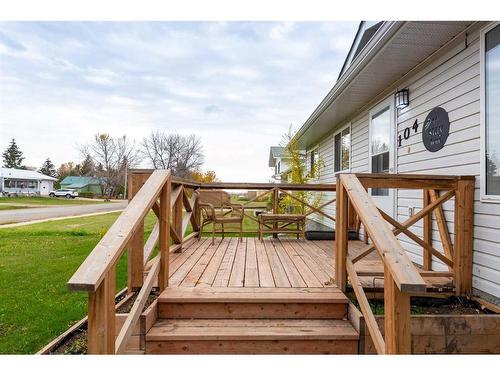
[
  {"left": 87, "top": 266, "right": 115, "bottom": 354},
  {"left": 454, "top": 178, "right": 474, "bottom": 296},
  {"left": 192, "top": 189, "right": 200, "bottom": 233},
  {"left": 127, "top": 172, "right": 146, "bottom": 292},
  {"left": 172, "top": 185, "right": 183, "bottom": 247},
  {"left": 272, "top": 187, "right": 279, "bottom": 239},
  {"left": 384, "top": 265, "right": 411, "bottom": 354},
  {"left": 423, "top": 189, "right": 432, "bottom": 270},
  {"left": 159, "top": 176, "right": 171, "bottom": 292},
  {"left": 335, "top": 175, "right": 348, "bottom": 292}
]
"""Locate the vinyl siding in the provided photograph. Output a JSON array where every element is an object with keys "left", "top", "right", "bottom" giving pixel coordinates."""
[{"left": 305, "top": 24, "right": 500, "bottom": 304}]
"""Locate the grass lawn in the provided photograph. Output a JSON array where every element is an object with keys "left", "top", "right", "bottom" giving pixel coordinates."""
[
  {"left": 0, "top": 207, "right": 263, "bottom": 354},
  {"left": 0, "top": 196, "right": 109, "bottom": 207},
  {"left": 0, "top": 212, "right": 156, "bottom": 354},
  {"left": 0, "top": 205, "right": 27, "bottom": 211}
]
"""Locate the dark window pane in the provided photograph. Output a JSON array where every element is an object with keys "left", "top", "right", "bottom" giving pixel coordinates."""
[
  {"left": 334, "top": 133, "right": 341, "bottom": 172},
  {"left": 372, "top": 151, "right": 389, "bottom": 196}
]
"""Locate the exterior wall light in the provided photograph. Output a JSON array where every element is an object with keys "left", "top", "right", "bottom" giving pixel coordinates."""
[{"left": 395, "top": 89, "right": 410, "bottom": 109}]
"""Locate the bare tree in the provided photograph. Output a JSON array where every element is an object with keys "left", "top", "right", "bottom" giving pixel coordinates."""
[
  {"left": 141, "top": 131, "right": 203, "bottom": 178},
  {"left": 81, "top": 133, "right": 140, "bottom": 197}
]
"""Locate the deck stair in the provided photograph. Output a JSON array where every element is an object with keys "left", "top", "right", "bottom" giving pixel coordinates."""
[{"left": 145, "top": 287, "right": 359, "bottom": 354}]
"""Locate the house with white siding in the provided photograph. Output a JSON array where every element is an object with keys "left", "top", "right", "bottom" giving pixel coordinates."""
[
  {"left": 268, "top": 146, "right": 292, "bottom": 182},
  {"left": 0, "top": 167, "right": 57, "bottom": 196},
  {"left": 293, "top": 21, "right": 500, "bottom": 307}
]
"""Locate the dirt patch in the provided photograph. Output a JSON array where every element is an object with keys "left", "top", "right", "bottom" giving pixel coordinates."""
[
  {"left": 47, "top": 290, "right": 158, "bottom": 354},
  {"left": 116, "top": 290, "right": 158, "bottom": 314},
  {"left": 351, "top": 296, "right": 490, "bottom": 315}
]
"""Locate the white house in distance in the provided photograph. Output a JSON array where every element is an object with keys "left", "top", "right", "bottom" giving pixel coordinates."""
[
  {"left": 268, "top": 146, "right": 292, "bottom": 182},
  {"left": 293, "top": 21, "right": 500, "bottom": 307},
  {"left": 0, "top": 167, "right": 57, "bottom": 196}
]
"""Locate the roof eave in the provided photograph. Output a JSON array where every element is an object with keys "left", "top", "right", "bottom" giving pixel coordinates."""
[{"left": 293, "top": 21, "right": 405, "bottom": 147}]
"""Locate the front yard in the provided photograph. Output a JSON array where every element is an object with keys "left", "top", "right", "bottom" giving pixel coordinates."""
[
  {"left": 0, "top": 212, "right": 155, "bottom": 354},
  {"left": 0, "top": 207, "right": 263, "bottom": 354},
  {"left": 0, "top": 196, "right": 109, "bottom": 208}
]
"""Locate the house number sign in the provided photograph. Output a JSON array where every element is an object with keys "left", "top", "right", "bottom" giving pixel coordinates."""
[
  {"left": 397, "top": 107, "right": 450, "bottom": 152},
  {"left": 422, "top": 107, "right": 450, "bottom": 152}
]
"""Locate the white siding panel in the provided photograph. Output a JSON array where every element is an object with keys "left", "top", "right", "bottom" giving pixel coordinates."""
[
  {"left": 395, "top": 27, "right": 500, "bottom": 301},
  {"left": 301, "top": 25, "right": 499, "bottom": 303}
]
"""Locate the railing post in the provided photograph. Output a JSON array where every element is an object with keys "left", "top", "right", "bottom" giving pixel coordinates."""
[
  {"left": 158, "top": 175, "right": 171, "bottom": 292},
  {"left": 423, "top": 189, "right": 432, "bottom": 270},
  {"left": 384, "top": 265, "right": 411, "bottom": 354},
  {"left": 172, "top": 185, "right": 183, "bottom": 245},
  {"left": 192, "top": 189, "right": 200, "bottom": 233},
  {"left": 454, "top": 178, "right": 474, "bottom": 296},
  {"left": 87, "top": 266, "right": 115, "bottom": 354},
  {"left": 272, "top": 187, "right": 279, "bottom": 238},
  {"left": 335, "top": 175, "right": 348, "bottom": 292},
  {"left": 127, "top": 172, "right": 145, "bottom": 292}
]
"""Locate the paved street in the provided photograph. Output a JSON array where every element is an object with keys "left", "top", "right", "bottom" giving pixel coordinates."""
[{"left": 0, "top": 201, "right": 128, "bottom": 225}]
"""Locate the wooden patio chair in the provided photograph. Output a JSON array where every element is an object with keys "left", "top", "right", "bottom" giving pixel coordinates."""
[{"left": 198, "top": 190, "right": 244, "bottom": 244}]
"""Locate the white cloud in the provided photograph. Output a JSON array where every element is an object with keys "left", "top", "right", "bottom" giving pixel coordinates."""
[{"left": 0, "top": 21, "right": 358, "bottom": 181}]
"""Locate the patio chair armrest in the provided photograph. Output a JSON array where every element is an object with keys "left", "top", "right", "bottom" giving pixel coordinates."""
[
  {"left": 228, "top": 203, "right": 244, "bottom": 215},
  {"left": 199, "top": 202, "right": 215, "bottom": 218}
]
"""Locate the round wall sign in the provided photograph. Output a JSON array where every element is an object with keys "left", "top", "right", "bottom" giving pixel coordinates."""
[{"left": 422, "top": 107, "right": 450, "bottom": 152}]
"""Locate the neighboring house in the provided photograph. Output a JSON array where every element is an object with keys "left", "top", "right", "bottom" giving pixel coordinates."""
[
  {"left": 268, "top": 146, "right": 292, "bottom": 182},
  {"left": 0, "top": 167, "right": 57, "bottom": 196},
  {"left": 293, "top": 21, "right": 500, "bottom": 306},
  {"left": 60, "top": 176, "right": 105, "bottom": 195}
]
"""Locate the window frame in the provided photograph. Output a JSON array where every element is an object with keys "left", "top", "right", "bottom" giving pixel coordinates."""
[
  {"left": 480, "top": 22, "right": 500, "bottom": 202},
  {"left": 333, "top": 123, "right": 352, "bottom": 175},
  {"left": 308, "top": 145, "right": 320, "bottom": 179}
]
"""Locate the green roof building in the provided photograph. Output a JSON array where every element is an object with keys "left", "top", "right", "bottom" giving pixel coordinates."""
[{"left": 60, "top": 176, "right": 105, "bottom": 195}]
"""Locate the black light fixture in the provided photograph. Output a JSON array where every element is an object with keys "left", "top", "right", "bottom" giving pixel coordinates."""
[{"left": 395, "top": 89, "right": 410, "bottom": 109}]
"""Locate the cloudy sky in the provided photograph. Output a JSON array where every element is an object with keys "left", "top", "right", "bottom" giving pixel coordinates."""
[{"left": 0, "top": 21, "right": 358, "bottom": 181}]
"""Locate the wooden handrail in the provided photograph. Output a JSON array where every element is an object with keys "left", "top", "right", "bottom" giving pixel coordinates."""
[
  {"left": 198, "top": 182, "right": 336, "bottom": 191},
  {"left": 115, "top": 256, "right": 160, "bottom": 354},
  {"left": 346, "top": 258, "right": 385, "bottom": 354},
  {"left": 340, "top": 174, "right": 426, "bottom": 293},
  {"left": 67, "top": 169, "right": 171, "bottom": 292}
]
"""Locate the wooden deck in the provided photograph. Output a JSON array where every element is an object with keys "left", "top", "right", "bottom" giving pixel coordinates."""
[{"left": 166, "top": 237, "right": 454, "bottom": 292}]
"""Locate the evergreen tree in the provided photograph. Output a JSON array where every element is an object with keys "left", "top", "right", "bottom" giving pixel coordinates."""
[
  {"left": 78, "top": 154, "right": 95, "bottom": 176},
  {"left": 2, "top": 139, "right": 25, "bottom": 169},
  {"left": 39, "top": 158, "right": 56, "bottom": 177}
]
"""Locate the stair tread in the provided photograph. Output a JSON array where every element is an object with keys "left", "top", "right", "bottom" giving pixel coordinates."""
[
  {"left": 158, "top": 287, "right": 348, "bottom": 303},
  {"left": 147, "top": 319, "right": 358, "bottom": 341}
]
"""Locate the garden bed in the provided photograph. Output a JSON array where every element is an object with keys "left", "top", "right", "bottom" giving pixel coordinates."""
[{"left": 348, "top": 297, "right": 500, "bottom": 354}]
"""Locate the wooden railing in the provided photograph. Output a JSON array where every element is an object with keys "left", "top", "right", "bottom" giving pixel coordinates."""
[
  {"left": 67, "top": 169, "right": 203, "bottom": 354},
  {"left": 336, "top": 173, "right": 474, "bottom": 354},
  {"left": 197, "top": 182, "right": 336, "bottom": 236},
  {"left": 66, "top": 170, "right": 337, "bottom": 353},
  {"left": 67, "top": 169, "right": 473, "bottom": 355}
]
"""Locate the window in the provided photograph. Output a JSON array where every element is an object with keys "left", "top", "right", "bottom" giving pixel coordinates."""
[
  {"left": 309, "top": 148, "right": 319, "bottom": 177},
  {"left": 483, "top": 23, "right": 500, "bottom": 199},
  {"left": 334, "top": 125, "right": 351, "bottom": 173},
  {"left": 370, "top": 106, "right": 391, "bottom": 196},
  {"left": 277, "top": 161, "right": 281, "bottom": 174}
]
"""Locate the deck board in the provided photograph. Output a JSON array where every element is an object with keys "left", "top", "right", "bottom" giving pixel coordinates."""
[
  {"left": 255, "top": 237, "right": 274, "bottom": 287},
  {"left": 166, "top": 237, "right": 453, "bottom": 291},
  {"left": 228, "top": 238, "right": 247, "bottom": 287},
  {"left": 262, "top": 238, "right": 291, "bottom": 287}
]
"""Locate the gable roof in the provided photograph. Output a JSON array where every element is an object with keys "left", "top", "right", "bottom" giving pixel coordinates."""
[
  {"left": 0, "top": 167, "right": 57, "bottom": 181},
  {"left": 268, "top": 146, "right": 287, "bottom": 167},
  {"left": 295, "top": 21, "right": 475, "bottom": 148},
  {"left": 338, "top": 22, "right": 383, "bottom": 79},
  {"left": 60, "top": 176, "right": 106, "bottom": 187}
]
